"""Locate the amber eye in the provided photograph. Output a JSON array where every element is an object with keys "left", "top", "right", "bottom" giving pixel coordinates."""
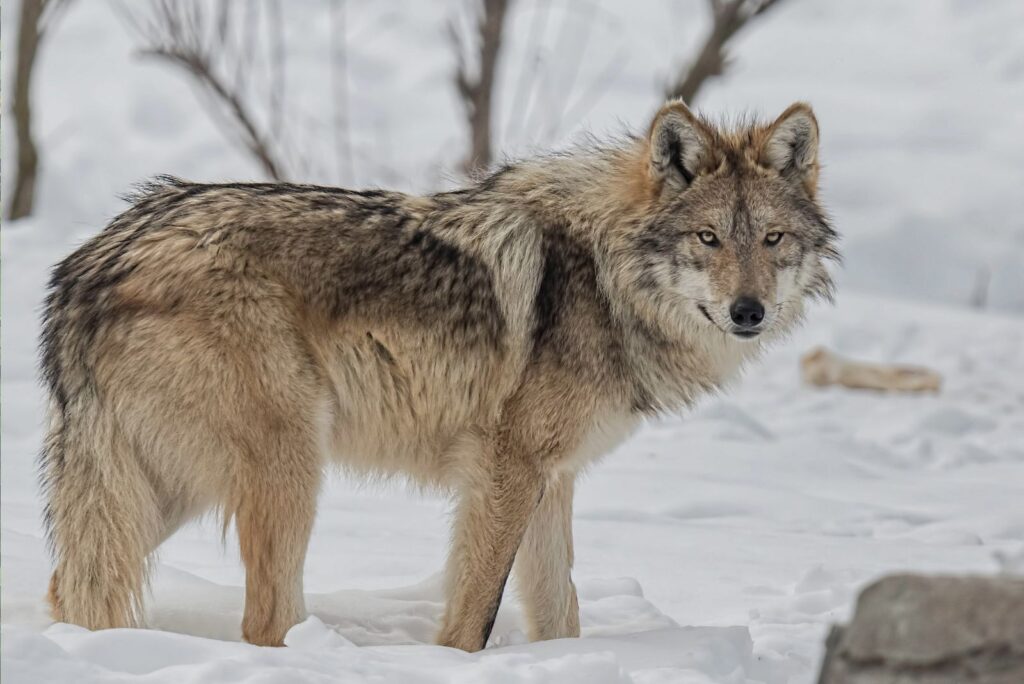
[
  {"left": 764, "top": 232, "right": 783, "bottom": 246},
  {"left": 698, "top": 230, "right": 720, "bottom": 247}
]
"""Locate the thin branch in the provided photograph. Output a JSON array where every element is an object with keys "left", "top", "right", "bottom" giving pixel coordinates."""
[
  {"left": 664, "top": 0, "right": 784, "bottom": 104},
  {"left": 143, "top": 45, "right": 283, "bottom": 180},
  {"left": 121, "top": 0, "right": 288, "bottom": 180},
  {"left": 449, "top": 0, "right": 512, "bottom": 174}
]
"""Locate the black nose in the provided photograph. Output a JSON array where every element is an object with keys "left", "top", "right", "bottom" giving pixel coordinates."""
[{"left": 729, "top": 297, "right": 765, "bottom": 328}]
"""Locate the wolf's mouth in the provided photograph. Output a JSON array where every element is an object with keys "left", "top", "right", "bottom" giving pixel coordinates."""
[{"left": 697, "top": 304, "right": 716, "bottom": 325}]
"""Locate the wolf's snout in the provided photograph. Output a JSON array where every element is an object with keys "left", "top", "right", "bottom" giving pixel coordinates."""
[{"left": 729, "top": 297, "right": 765, "bottom": 329}]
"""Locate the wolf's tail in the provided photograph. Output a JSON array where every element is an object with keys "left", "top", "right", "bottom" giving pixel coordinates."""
[
  {"left": 38, "top": 228, "right": 166, "bottom": 630},
  {"left": 41, "top": 396, "right": 163, "bottom": 630}
]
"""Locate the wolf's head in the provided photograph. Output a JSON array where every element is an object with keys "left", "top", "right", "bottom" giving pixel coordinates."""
[{"left": 622, "top": 100, "right": 838, "bottom": 343}]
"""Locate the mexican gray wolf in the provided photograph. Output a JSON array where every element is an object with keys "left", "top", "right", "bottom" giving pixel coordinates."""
[{"left": 39, "top": 99, "right": 837, "bottom": 650}]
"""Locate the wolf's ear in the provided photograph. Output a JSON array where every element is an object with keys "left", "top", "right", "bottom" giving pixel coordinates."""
[
  {"left": 762, "top": 103, "right": 819, "bottom": 195},
  {"left": 647, "top": 101, "right": 714, "bottom": 191}
]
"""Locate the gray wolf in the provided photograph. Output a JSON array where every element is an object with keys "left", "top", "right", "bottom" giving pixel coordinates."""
[{"left": 39, "top": 100, "right": 837, "bottom": 650}]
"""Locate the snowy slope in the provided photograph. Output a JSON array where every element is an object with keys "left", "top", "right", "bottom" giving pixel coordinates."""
[{"left": 3, "top": 0, "right": 1024, "bottom": 682}]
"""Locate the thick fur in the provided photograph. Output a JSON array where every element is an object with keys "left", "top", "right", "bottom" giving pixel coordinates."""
[{"left": 39, "top": 100, "right": 837, "bottom": 650}]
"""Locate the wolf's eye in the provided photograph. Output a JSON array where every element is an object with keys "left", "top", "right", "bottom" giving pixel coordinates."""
[
  {"left": 698, "top": 231, "right": 720, "bottom": 247},
  {"left": 764, "top": 232, "right": 783, "bottom": 246}
]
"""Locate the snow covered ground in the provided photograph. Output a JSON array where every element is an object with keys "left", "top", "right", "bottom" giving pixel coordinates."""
[
  {"left": 2, "top": 0, "right": 1023, "bottom": 682},
  {"left": 4, "top": 221, "right": 1023, "bottom": 682}
]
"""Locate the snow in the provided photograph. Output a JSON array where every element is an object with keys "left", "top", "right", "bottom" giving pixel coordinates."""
[{"left": 2, "top": 1, "right": 1023, "bottom": 682}]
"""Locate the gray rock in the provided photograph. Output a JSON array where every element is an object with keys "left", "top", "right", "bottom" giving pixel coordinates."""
[{"left": 817, "top": 574, "right": 1024, "bottom": 684}]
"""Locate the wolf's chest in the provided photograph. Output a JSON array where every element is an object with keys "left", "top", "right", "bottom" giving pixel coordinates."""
[{"left": 553, "top": 409, "right": 641, "bottom": 477}]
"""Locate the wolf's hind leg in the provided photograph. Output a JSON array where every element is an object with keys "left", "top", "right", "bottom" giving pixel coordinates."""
[
  {"left": 513, "top": 474, "right": 580, "bottom": 641},
  {"left": 233, "top": 422, "right": 321, "bottom": 647},
  {"left": 437, "top": 437, "right": 544, "bottom": 652}
]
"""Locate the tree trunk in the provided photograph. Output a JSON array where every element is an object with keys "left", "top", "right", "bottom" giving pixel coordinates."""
[
  {"left": 664, "top": 0, "right": 783, "bottom": 105},
  {"left": 7, "top": 0, "right": 45, "bottom": 221},
  {"left": 455, "top": 0, "right": 510, "bottom": 175}
]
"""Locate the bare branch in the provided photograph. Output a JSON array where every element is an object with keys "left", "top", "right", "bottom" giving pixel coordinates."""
[
  {"left": 664, "top": 0, "right": 785, "bottom": 104},
  {"left": 450, "top": 0, "right": 512, "bottom": 175},
  {"left": 120, "top": 0, "right": 288, "bottom": 181},
  {"left": 145, "top": 45, "right": 283, "bottom": 180}
]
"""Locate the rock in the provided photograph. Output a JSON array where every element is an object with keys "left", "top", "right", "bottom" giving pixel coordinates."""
[{"left": 817, "top": 574, "right": 1024, "bottom": 684}]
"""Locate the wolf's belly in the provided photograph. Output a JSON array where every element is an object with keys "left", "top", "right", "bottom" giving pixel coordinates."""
[{"left": 312, "top": 330, "right": 511, "bottom": 487}]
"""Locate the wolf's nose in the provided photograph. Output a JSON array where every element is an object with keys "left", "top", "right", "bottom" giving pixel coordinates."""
[{"left": 729, "top": 297, "right": 765, "bottom": 328}]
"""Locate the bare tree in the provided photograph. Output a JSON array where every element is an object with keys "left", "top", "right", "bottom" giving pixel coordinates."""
[
  {"left": 119, "top": 0, "right": 289, "bottom": 180},
  {"left": 6, "top": 0, "right": 74, "bottom": 221},
  {"left": 665, "top": 0, "right": 783, "bottom": 104},
  {"left": 449, "top": 2, "right": 628, "bottom": 176},
  {"left": 449, "top": 0, "right": 511, "bottom": 175},
  {"left": 970, "top": 266, "right": 991, "bottom": 310}
]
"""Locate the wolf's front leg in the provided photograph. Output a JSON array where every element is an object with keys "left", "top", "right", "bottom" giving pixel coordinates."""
[
  {"left": 437, "top": 441, "right": 544, "bottom": 651},
  {"left": 513, "top": 474, "right": 580, "bottom": 641}
]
